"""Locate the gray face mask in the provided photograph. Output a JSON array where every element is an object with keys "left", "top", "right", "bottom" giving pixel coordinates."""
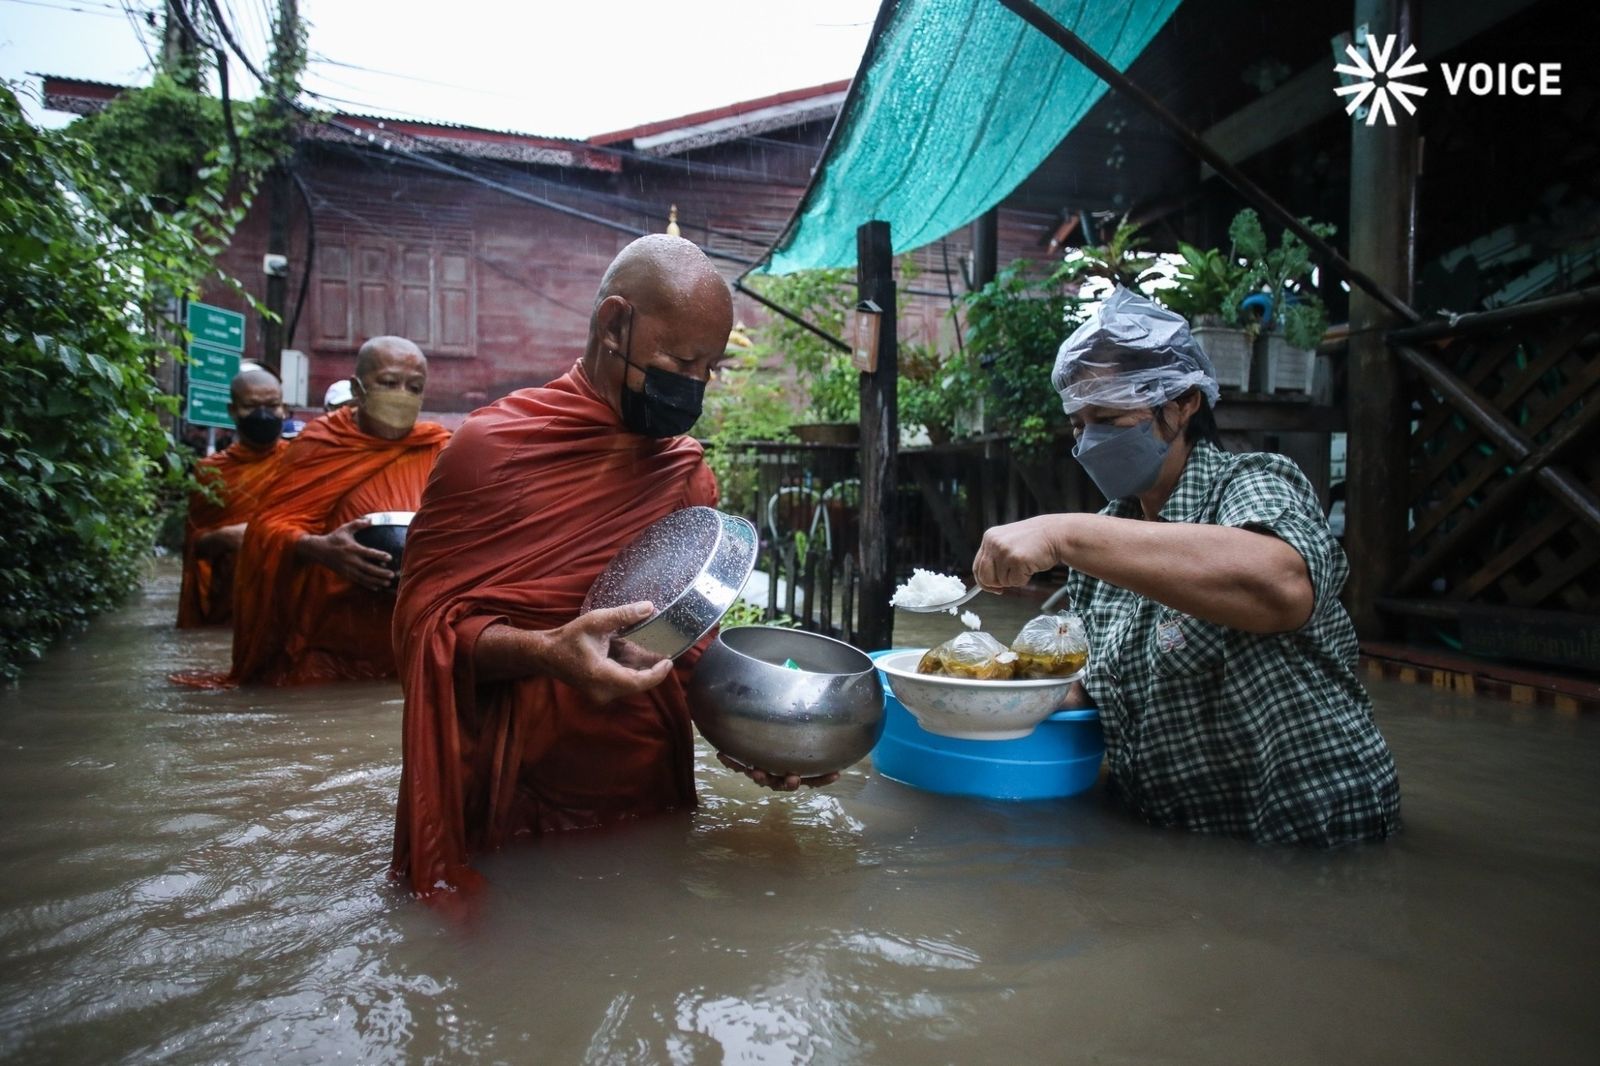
[{"left": 1071, "top": 420, "right": 1170, "bottom": 500}]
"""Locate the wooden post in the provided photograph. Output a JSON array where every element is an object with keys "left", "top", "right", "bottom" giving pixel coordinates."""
[
  {"left": 856, "top": 220, "right": 898, "bottom": 652},
  {"left": 1344, "top": 0, "right": 1419, "bottom": 637},
  {"left": 971, "top": 207, "right": 998, "bottom": 290}
]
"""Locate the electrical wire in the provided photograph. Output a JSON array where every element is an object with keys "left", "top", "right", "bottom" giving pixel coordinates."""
[
  {"left": 297, "top": 177, "right": 594, "bottom": 323},
  {"left": 307, "top": 54, "right": 522, "bottom": 99},
  {"left": 198, "top": 0, "right": 853, "bottom": 345},
  {"left": 0, "top": 0, "right": 129, "bottom": 18},
  {"left": 317, "top": 132, "right": 781, "bottom": 256},
  {"left": 117, "top": 0, "right": 157, "bottom": 65},
  {"left": 287, "top": 168, "right": 315, "bottom": 346}
]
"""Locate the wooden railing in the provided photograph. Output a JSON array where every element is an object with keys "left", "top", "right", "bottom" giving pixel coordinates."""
[{"left": 1379, "top": 286, "right": 1600, "bottom": 669}]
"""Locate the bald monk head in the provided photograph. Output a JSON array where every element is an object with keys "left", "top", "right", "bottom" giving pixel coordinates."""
[
  {"left": 582, "top": 234, "right": 734, "bottom": 438},
  {"left": 227, "top": 367, "right": 287, "bottom": 449},
  {"left": 351, "top": 336, "right": 428, "bottom": 441}
]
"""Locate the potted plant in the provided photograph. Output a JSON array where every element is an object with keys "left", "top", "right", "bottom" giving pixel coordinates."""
[
  {"left": 1223, "top": 208, "right": 1333, "bottom": 394},
  {"left": 794, "top": 353, "right": 861, "bottom": 444},
  {"left": 1051, "top": 215, "right": 1166, "bottom": 292},
  {"left": 899, "top": 342, "right": 978, "bottom": 446},
  {"left": 1162, "top": 241, "right": 1255, "bottom": 390}
]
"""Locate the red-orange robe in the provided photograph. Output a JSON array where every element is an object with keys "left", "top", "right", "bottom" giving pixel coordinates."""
[
  {"left": 391, "top": 364, "right": 718, "bottom": 896},
  {"left": 222, "top": 406, "right": 450, "bottom": 686},
  {"left": 176, "top": 439, "right": 287, "bottom": 628}
]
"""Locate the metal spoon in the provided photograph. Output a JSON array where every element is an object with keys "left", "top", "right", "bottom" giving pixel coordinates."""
[{"left": 895, "top": 584, "right": 983, "bottom": 614}]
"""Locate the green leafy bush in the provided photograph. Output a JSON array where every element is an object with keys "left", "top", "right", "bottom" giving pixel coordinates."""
[
  {"left": 744, "top": 267, "right": 857, "bottom": 424},
  {"left": 699, "top": 334, "right": 797, "bottom": 515},
  {"left": 899, "top": 341, "right": 980, "bottom": 443},
  {"left": 0, "top": 83, "right": 251, "bottom": 680},
  {"left": 958, "top": 261, "right": 1083, "bottom": 455}
]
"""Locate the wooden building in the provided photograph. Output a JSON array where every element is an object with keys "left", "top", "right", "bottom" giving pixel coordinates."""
[{"left": 42, "top": 76, "right": 1057, "bottom": 416}]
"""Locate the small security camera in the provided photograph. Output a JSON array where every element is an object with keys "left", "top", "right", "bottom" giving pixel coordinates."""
[{"left": 263, "top": 253, "right": 289, "bottom": 277}]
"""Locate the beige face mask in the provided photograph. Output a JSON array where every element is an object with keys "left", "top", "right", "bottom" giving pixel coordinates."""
[{"left": 356, "top": 383, "right": 423, "bottom": 434}]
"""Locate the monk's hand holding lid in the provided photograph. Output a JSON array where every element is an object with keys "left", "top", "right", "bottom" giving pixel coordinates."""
[{"left": 474, "top": 602, "right": 676, "bottom": 704}]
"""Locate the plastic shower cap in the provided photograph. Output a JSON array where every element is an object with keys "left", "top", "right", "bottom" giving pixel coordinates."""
[{"left": 1051, "top": 287, "right": 1221, "bottom": 414}]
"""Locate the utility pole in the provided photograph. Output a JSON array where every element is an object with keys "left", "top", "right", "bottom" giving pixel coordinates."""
[
  {"left": 260, "top": 0, "right": 300, "bottom": 376},
  {"left": 161, "top": 2, "right": 204, "bottom": 90}
]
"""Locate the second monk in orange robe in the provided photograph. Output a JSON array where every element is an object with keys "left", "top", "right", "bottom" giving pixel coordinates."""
[
  {"left": 176, "top": 367, "right": 288, "bottom": 628},
  {"left": 226, "top": 336, "right": 449, "bottom": 686}
]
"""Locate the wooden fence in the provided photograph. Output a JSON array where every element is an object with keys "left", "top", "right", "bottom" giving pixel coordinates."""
[
  {"left": 721, "top": 393, "right": 1347, "bottom": 639},
  {"left": 1380, "top": 286, "right": 1600, "bottom": 669}
]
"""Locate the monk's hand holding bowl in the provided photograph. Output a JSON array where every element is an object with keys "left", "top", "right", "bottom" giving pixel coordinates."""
[
  {"left": 195, "top": 522, "right": 247, "bottom": 560},
  {"left": 714, "top": 753, "right": 841, "bottom": 793},
  {"left": 299, "top": 518, "right": 397, "bottom": 592}
]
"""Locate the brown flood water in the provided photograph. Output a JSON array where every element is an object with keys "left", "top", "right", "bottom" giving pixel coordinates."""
[{"left": 2, "top": 560, "right": 1597, "bottom": 1065}]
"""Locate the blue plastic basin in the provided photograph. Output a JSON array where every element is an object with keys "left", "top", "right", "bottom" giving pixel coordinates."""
[{"left": 868, "top": 649, "right": 1105, "bottom": 801}]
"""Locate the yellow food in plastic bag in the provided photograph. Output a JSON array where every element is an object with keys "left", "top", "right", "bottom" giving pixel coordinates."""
[{"left": 1009, "top": 612, "right": 1091, "bottom": 678}]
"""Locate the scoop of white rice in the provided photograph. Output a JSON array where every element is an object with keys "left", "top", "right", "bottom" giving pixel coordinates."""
[{"left": 889, "top": 568, "right": 967, "bottom": 609}]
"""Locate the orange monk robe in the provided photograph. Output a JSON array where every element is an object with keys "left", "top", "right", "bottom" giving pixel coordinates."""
[
  {"left": 391, "top": 364, "right": 718, "bottom": 896},
  {"left": 226, "top": 405, "right": 450, "bottom": 686},
  {"left": 176, "top": 438, "right": 287, "bottom": 628}
]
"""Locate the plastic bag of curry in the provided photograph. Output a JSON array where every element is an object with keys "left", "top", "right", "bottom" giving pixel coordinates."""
[
  {"left": 1010, "top": 612, "right": 1090, "bottom": 678},
  {"left": 917, "top": 631, "right": 1020, "bottom": 680}
]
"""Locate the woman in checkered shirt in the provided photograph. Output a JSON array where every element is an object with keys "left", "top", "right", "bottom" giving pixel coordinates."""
[{"left": 972, "top": 289, "right": 1399, "bottom": 846}]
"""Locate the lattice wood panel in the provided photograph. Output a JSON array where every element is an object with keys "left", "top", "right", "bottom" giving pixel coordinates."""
[{"left": 1402, "top": 307, "right": 1600, "bottom": 612}]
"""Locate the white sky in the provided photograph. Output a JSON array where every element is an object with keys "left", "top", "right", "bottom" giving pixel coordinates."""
[{"left": 2, "top": 0, "right": 879, "bottom": 136}]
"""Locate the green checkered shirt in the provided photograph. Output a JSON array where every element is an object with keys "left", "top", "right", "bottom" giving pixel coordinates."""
[{"left": 1066, "top": 440, "right": 1400, "bottom": 846}]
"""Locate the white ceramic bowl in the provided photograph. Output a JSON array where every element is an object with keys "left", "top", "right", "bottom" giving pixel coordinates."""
[{"left": 874, "top": 649, "right": 1084, "bottom": 741}]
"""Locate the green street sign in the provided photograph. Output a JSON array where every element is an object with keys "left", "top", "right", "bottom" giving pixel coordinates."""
[
  {"left": 185, "top": 383, "right": 233, "bottom": 429},
  {"left": 187, "top": 301, "right": 245, "bottom": 353},
  {"left": 187, "top": 341, "right": 240, "bottom": 389}
]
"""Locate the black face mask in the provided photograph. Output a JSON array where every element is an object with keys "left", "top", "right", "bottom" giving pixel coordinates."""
[
  {"left": 613, "top": 306, "right": 705, "bottom": 438},
  {"left": 236, "top": 408, "right": 284, "bottom": 446}
]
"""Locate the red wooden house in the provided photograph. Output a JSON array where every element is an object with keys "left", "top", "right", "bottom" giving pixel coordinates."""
[{"left": 43, "top": 75, "right": 1057, "bottom": 420}]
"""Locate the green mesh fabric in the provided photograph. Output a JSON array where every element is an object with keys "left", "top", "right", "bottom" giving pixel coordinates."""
[{"left": 759, "top": 0, "right": 1183, "bottom": 275}]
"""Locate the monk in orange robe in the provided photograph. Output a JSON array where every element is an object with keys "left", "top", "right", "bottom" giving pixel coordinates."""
[
  {"left": 222, "top": 336, "right": 449, "bottom": 686},
  {"left": 391, "top": 236, "right": 833, "bottom": 898},
  {"left": 176, "top": 368, "right": 288, "bottom": 628}
]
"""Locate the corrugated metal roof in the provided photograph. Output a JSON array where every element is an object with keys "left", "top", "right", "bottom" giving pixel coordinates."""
[
  {"left": 588, "top": 80, "right": 850, "bottom": 147},
  {"left": 35, "top": 74, "right": 619, "bottom": 172}
]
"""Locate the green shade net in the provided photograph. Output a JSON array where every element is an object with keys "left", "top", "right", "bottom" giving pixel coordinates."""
[{"left": 758, "top": 0, "right": 1183, "bottom": 275}]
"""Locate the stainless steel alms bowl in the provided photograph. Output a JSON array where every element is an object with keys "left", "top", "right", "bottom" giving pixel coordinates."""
[
  {"left": 688, "top": 626, "right": 885, "bottom": 777},
  {"left": 581, "top": 507, "right": 759, "bottom": 660},
  {"left": 354, "top": 510, "right": 415, "bottom": 573}
]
